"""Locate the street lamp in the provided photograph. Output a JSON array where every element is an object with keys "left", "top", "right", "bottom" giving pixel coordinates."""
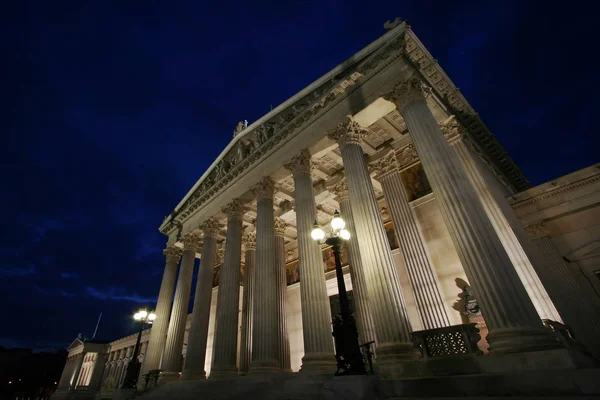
[
  {"left": 312, "top": 210, "right": 365, "bottom": 375},
  {"left": 121, "top": 309, "right": 156, "bottom": 388}
]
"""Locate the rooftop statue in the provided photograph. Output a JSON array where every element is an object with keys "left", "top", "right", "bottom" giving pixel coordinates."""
[{"left": 233, "top": 120, "right": 248, "bottom": 137}]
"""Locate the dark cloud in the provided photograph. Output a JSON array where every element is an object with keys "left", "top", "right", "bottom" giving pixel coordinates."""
[{"left": 1, "top": 0, "right": 598, "bottom": 351}]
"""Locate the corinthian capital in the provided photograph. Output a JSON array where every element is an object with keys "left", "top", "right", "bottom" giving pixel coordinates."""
[
  {"left": 274, "top": 218, "right": 288, "bottom": 237},
  {"left": 243, "top": 232, "right": 256, "bottom": 250},
  {"left": 252, "top": 177, "right": 275, "bottom": 200},
  {"left": 524, "top": 222, "right": 550, "bottom": 240},
  {"left": 163, "top": 245, "right": 184, "bottom": 263},
  {"left": 182, "top": 232, "right": 202, "bottom": 251},
  {"left": 374, "top": 151, "right": 400, "bottom": 179},
  {"left": 383, "top": 75, "right": 426, "bottom": 112},
  {"left": 440, "top": 116, "right": 468, "bottom": 143},
  {"left": 329, "top": 177, "right": 349, "bottom": 201},
  {"left": 199, "top": 217, "right": 221, "bottom": 237},
  {"left": 328, "top": 117, "right": 368, "bottom": 147},
  {"left": 284, "top": 149, "right": 312, "bottom": 176},
  {"left": 396, "top": 144, "right": 419, "bottom": 169},
  {"left": 222, "top": 198, "right": 247, "bottom": 219},
  {"left": 215, "top": 246, "right": 225, "bottom": 265}
]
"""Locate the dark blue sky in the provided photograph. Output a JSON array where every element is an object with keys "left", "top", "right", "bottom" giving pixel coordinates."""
[{"left": 1, "top": 1, "right": 598, "bottom": 351}]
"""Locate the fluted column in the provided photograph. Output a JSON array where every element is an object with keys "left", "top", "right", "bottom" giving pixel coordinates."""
[
  {"left": 142, "top": 245, "right": 183, "bottom": 375},
  {"left": 87, "top": 352, "right": 108, "bottom": 391},
  {"left": 285, "top": 150, "right": 336, "bottom": 372},
  {"left": 525, "top": 223, "right": 600, "bottom": 359},
  {"left": 180, "top": 218, "right": 220, "bottom": 381},
  {"left": 374, "top": 151, "right": 450, "bottom": 329},
  {"left": 329, "top": 125, "right": 418, "bottom": 371},
  {"left": 443, "top": 122, "right": 562, "bottom": 322},
  {"left": 239, "top": 233, "right": 256, "bottom": 373},
  {"left": 330, "top": 178, "right": 377, "bottom": 346},
  {"left": 211, "top": 200, "right": 247, "bottom": 377},
  {"left": 249, "top": 177, "right": 280, "bottom": 373},
  {"left": 160, "top": 232, "right": 202, "bottom": 381},
  {"left": 70, "top": 353, "right": 85, "bottom": 389},
  {"left": 385, "top": 76, "right": 560, "bottom": 353},
  {"left": 274, "top": 218, "right": 292, "bottom": 372},
  {"left": 57, "top": 356, "right": 76, "bottom": 391}
]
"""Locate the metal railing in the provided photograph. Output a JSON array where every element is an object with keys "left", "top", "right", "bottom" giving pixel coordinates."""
[{"left": 410, "top": 323, "right": 482, "bottom": 358}]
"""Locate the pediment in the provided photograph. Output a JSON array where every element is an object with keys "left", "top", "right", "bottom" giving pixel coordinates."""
[{"left": 67, "top": 338, "right": 84, "bottom": 351}]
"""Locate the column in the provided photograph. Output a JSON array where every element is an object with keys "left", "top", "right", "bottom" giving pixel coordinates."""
[
  {"left": 70, "top": 353, "right": 85, "bottom": 389},
  {"left": 87, "top": 352, "right": 108, "bottom": 391},
  {"left": 57, "top": 356, "right": 76, "bottom": 391},
  {"left": 274, "top": 218, "right": 292, "bottom": 372},
  {"left": 239, "top": 233, "right": 256, "bottom": 374},
  {"left": 374, "top": 151, "right": 451, "bottom": 329},
  {"left": 160, "top": 232, "right": 202, "bottom": 381},
  {"left": 328, "top": 126, "right": 418, "bottom": 371},
  {"left": 211, "top": 200, "right": 246, "bottom": 377},
  {"left": 384, "top": 76, "right": 560, "bottom": 353},
  {"left": 249, "top": 177, "right": 280, "bottom": 373},
  {"left": 525, "top": 222, "right": 600, "bottom": 359},
  {"left": 142, "top": 245, "right": 183, "bottom": 375},
  {"left": 181, "top": 218, "right": 220, "bottom": 381},
  {"left": 445, "top": 123, "right": 562, "bottom": 322},
  {"left": 330, "top": 178, "right": 377, "bottom": 346},
  {"left": 284, "top": 151, "right": 336, "bottom": 372}
]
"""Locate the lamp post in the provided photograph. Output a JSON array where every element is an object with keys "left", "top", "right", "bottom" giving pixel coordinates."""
[
  {"left": 121, "top": 309, "right": 156, "bottom": 388},
  {"left": 312, "top": 210, "right": 366, "bottom": 375}
]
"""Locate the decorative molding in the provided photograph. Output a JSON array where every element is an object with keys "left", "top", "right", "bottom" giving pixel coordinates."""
[
  {"left": 222, "top": 198, "right": 247, "bottom": 218},
  {"left": 512, "top": 174, "right": 600, "bottom": 209},
  {"left": 382, "top": 75, "right": 426, "bottom": 111},
  {"left": 284, "top": 149, "right": 312, "bottom": 175},
  {"left": 243, "top": 232, "right": 256, "bottom": 250},
  {"left": 163, "top": 245, "right": 184, "bottom": 263},
  {"left": 274, "top": 218, "right": 288, "bottom": 237},
  {"left": 330, "top": 177, "right": 349, "bottom": 201},
  {"left": 251, "top": 177, "right": 275, "bottom": 201},
  {"left": 328, "top": 117, "right": 369, "bottom": 146},
  {"left": 182, "top": 232, "right": 202, "bottom": 251},
  {"left": 524, "top": 222, "right": 550, "bottom": 239},
  {"left": 199, "top": 217, "right": 221, "bottom": 237}
]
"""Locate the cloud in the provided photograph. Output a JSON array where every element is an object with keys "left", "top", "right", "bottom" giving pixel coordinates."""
[
  {"left": 0, "top": 264, "right": 36, "bottom": 277},
  {"left": 86, "top": 286, "right": 156, "bottom": 304}
]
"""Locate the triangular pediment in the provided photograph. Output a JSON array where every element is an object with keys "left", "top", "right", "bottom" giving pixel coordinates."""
[{"left": 67, "top": 338, "right": 84, "bottom": 351}]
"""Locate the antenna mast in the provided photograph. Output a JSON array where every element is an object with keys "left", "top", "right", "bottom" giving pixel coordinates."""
[{"left": 92, "top": 312, "right": 102, "bottom": 339}]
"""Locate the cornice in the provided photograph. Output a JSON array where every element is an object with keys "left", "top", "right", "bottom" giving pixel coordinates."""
[
  {"left": 159, "top": 23, "right": 409, "bottom": 236},
  {"left": 402, "top": 28, "right": 530, "bottom": 193},
  {"left": 511, "top": 173, "right": 600, "bottom": 209}
]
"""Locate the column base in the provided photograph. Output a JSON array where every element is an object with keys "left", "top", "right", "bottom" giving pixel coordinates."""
[
  {"left": 248, "top": 359, "right": 281, "bottom": 375},
  {"left": 179, "top": 370, "right": 206, "bottom": 382},
  {"left": 374, "top": 343, "right": 422, "bottom": 378},
  {"left": 487, "top": 327, "right": 563, "bottom": 354},
  {"left": 299, "top": 353, "right": 337, "bottom": 375},
  {"left": 157, "top": 371, "right": 181, "bottom": 385},
  {"left": 209, "top": 366, "right": 238, "bottom": 380}
]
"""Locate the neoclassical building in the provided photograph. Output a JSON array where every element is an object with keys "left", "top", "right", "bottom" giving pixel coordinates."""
[{"left": 54, "top": 19, "right": 600, "bottom": 399}]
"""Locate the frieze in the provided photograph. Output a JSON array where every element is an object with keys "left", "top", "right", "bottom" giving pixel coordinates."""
[{"left": 160, "top": 26, "right": 409, "bottom": 235}]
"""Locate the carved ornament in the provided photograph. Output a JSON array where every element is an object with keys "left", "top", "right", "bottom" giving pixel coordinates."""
[
  {"left": 328, "top": 117, "right": 368, "bottom": 147},
  {"left": 375, "top": 151, "right": 400, "bottom": 179},
  {"left": 252, "top": 177, "right": 275, "bottom": 201},
  {"left": 274, "top": 218, "right": 288, "bottom": 237},
  {"left": 243, "top": 232, "right": 256, "bottom": 250},
  {"left": 329, "top": 177, "right": 349, "bottom": 201},
  {"left": 396, "top": 144, "right": 419, "bottom": 169},
  {"left": 200, "top": 217, "right": 221, "bottom": 237},
  {"left": 440, "top": 117, "right": 468, "bottom": 143},
  {"left": 163, "top": 245, "right": 184, "bottom": 263},
  {"left": 182, "top": 232, "right": 202, "bottom": 251},
  {"left": 383, "top": 75, "right": 426, "bottom": 112},
  {"left": 284, "top": 149, "right": 312, "bottom": 175},
  {"left": 222, "top": 198, "right": 247, "bottom": 218},
  {"left": 524, "top": 222, "right": 550, "bottom": 240}
]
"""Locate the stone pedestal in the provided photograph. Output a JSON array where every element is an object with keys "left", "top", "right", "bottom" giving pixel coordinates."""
[
  {"left": 385, "top": 76, "right": 560, "bottom": 354},
  {"left": 285, "top": 150, "right": 336, "bottom": 373},
  {"left": 161, "top": 232, "right": 202, "bottom": 382},
  {"left": 329, "top": 123, "right": 418, "bottom": 373},
  {"left": 142, "top": 246, "right": 183, "bottom": 375},
  {"left": 249, "top": 177, "right": 281, "bottom": 374},
  {"left": 180, "top": 220, "right": 220, "bottom": 381},
  {"left": 239, "top": 233, "right": 256, "bottom": 374},
  {"left": 330, "top": 178, "right": 377, "bottom": 347},
  {"left": 211, "top": 200, "right": 246, "bottom": 378},
  {"left": 375, "top": 151, "right": 450, "bottom": 329},
  {"left": 274, "top": 218, "right": 292, "bottom": 372}
]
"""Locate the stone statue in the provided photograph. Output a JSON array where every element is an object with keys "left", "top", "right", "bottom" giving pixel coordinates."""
[{"left": 233, "top": 120, "right": 248, "bottom": 137}]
